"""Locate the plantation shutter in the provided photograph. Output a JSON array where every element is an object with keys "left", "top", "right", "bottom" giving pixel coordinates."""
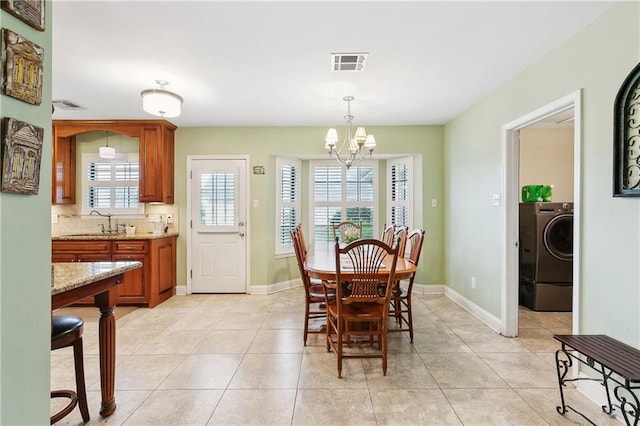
[{"left": 275, "top": 157, "right": 301, "bottom": 256}]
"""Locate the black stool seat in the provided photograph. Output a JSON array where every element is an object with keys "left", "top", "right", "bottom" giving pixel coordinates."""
[
  {"left": 52, "top": 315, "right": 83, "bottom": 344},
  {"left": 51, "top": 315, "right": 89, "bottom": 424}
]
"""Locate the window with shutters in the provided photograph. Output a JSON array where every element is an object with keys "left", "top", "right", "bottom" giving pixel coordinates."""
[
  {"left": 310, "top": 160, "right": 378, "bottom": 243},
  {"left": 275, "top": 157, "right": 301, "bottom": 256},
  {"left": 388, "top": 156, "right": 413, "bottom": 228},
  {"left": 81, "top": 153, "right": 144, "bottom": 216},
  {"left": 199, "top": 170, "right": 237, "bottom": 231}
]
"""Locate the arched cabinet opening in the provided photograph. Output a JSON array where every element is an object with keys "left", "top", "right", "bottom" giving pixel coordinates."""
[{"left": 52, "top": 120, "right": 176, "bottom": 204}]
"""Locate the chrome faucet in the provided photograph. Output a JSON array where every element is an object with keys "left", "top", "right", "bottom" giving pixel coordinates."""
[{"left": 89, "top": 210, "right": 114, "bottom": 233}]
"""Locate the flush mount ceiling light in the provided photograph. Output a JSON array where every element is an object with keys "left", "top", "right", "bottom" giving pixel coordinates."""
[
  {"left": 99, "top": 131, "right": 116, "bottom": 159},
  {"left": 140, "top": 80, "right": 183, "bottom": 118},
  {"left": 324, "top": 96, "right": 376, "bottom": 169}
]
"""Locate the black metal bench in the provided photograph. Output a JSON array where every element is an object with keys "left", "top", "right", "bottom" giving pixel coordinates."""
[{"left": 554, "top": 334, "right": 640, "bottom": 425}]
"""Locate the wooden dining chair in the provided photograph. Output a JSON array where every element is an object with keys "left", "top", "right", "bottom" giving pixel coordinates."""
[
  {"left": 323, "top": 238, "right": 399, "bottom": 378},
  {"left": 392, "top": 225, "right": 408, "bottom": 257},
  {"left": 381, "top": 223, "right": 395, "bottom": 246},
  {"left": 332, "top": 221, "right": 362, "bottom": 244},
  {"left": 389, "top": 228, "right": 425, "bottom": 342},
  {"left": 295, "top": 223, "right": 309, "bottom": 258},
  {"left": 291, "top": 225, "right": 334, "bottom": 345}
]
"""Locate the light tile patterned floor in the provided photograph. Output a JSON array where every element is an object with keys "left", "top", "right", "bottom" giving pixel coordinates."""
[{"left": 51, "top": 289, "right": 620, "bottom": 425}]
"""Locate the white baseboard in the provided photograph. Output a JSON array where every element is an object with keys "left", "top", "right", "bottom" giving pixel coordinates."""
[
  {"left": 575, "top": 373, "right": 625, "bottom": 424},
  {"left": 443, "top": 286, "right": 503, "bottom": 334},
  {"left": 174, "top": 279, "right": 301, "bottom": 296},
  {"left": 412, "top": 283, "right": 445, "bottom": 294},
  {"left": 248, "top": 279, "right": 300, "bottom": 295}
]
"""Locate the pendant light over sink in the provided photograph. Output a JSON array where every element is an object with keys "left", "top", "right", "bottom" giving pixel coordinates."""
[
  {"left": 141, "top": 79, "right": 183, "bottom": 118},
  {"left": 99, "top": 131, "right": 116, "bottom": 159}
]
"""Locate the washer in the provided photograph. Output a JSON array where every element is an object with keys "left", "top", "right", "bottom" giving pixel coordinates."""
[{"left": 519, "top": 202, "right": 573, "bottom": 311}]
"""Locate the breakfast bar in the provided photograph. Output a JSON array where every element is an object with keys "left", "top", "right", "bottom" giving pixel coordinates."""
[{"left": 52, "top": 261, "right": 142, "bottom": 417}]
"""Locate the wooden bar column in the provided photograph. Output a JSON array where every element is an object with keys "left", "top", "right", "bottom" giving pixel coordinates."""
[{"left": 94, "top": 277, "right": 121, "bottom": 417}]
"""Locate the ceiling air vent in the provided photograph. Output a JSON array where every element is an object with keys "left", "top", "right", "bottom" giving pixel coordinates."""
[
  {"left": 331, "top": 53, "right": 368, "bottom": 72},
  {"left": 52, "top": 99, "right": 85, "bottom": 110}
]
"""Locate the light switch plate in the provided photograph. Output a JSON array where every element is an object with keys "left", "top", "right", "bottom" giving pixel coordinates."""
[{"left": 492, "top": 194, "right": 501, "bottom": 206}]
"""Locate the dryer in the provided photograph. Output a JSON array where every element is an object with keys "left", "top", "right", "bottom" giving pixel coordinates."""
[{"left": 519, "top": 202, "right": 573, "bottom": 311}]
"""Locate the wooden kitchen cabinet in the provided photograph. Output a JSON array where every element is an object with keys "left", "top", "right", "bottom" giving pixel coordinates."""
[
  {"left": 113, "top": 240, "right": 149, "bottom": 305},
  {"left": 51, "top": 241, "right": 112, "bottom": 304},
  {"left": 52, "top": 120, "right": 176, "bottom": 204},
  {"left": 139, "top": 124, "right": 175, "bottom": 203},
  {"left": 148, "top": 236, "right": 177, "bottom": 307},
  {"left": 51, "top": 134, "right": 76, "bottom": 205},
  {"left": 51, "top": 240, "right": 112, "bottom": 260},
  {"left": 51, "top": 235, "right": 177, "bottom": 308}
]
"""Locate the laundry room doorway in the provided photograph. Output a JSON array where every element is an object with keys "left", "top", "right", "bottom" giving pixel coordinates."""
[{"left": 501, "top": 91, "right": 581, "bottom": 337}]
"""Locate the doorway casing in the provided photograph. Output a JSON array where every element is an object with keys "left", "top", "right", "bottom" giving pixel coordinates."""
[
  {"left": 186, "top": 155, "right": 251, "bottom": 294},
  {"left": 501, "top": 90, "right": 581, "bottom": 337}
]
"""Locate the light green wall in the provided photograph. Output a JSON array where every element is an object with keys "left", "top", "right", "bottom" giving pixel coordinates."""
[
  {"left": 0, "top": 4, "right": 52, "bottom": 424},
  {"left": 444, "top": 2, "right": 640, "bottom": 343},
  {"left": 174, "top": 125, "right": 444, "bottom": 290}
]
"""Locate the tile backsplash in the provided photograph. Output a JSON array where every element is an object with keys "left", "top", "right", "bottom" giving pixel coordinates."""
[{"left": 51, "top": 204, "right": 179, "bottom": 236}]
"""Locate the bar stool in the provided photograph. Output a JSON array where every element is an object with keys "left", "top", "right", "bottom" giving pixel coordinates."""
[{"left": 50, "top": 315, "right": 90, "bottom": 424}]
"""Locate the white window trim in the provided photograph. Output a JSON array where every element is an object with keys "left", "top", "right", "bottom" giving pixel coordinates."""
[
  {"left": 308, "top": 159, "right": 379, "bottom": 243},
  {"left": 387, "top": 156, "right": 414, "bottom": 229},
  {"left": 81, "top": 152, "right": 145, "bottom": 217},
  {"left": 275, "top": 156, "right": 301, "bottom": 257}
]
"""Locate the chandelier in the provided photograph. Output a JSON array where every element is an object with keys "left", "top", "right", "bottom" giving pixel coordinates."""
[
  {"left": 140, "top": 80, "right": 183, "bottom": 118},
  {"left": 324, "top": 96, "right": 376, "bottom": 168}
]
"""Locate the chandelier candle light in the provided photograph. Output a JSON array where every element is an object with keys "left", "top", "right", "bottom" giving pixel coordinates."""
[{"left": 325, "top": 96, "right": 376, "bottom": 168}]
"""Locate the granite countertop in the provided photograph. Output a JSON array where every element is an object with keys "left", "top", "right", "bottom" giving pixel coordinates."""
[
  {"left": 52, "top": 231, "right": 179, "bottom": 241},
  {"left": 52, "top": 261, "right": 142, "bottom": 295}
]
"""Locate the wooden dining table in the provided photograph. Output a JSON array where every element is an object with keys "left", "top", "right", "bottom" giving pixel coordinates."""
[
  {"left": 52, "top": 261, "right": 142, "bottom": 418},
  {"left": 304, "top": 242, "right": 417, "bottom": 281}
]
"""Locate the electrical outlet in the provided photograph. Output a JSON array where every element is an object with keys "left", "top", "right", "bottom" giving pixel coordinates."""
[
  {"left": 166, "top": 214, "right": 174, "bottom": 224},
  {"left": 51, "top": 213, "right": 58, "bottom": 224},
  {"left": 431, "top": 199, "right": 437, "bottom": 207},
  {"left": 471, "top": 277, "right": 477, "bottom": 289}
]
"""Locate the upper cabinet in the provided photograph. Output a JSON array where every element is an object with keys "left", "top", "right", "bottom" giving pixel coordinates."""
[
  {"left": 52, "top": 120, "right": 177, "bottom": 204},
  {"left": 138, "top": 124, "right": 175, "bottom": 203},
  {"left": 51, "top": 133, "right": 76, "bottom": 204}
]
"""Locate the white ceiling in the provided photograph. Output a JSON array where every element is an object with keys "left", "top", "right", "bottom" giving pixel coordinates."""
[{"left": 50, "top": 1, "right": 616, "bottom": 128}]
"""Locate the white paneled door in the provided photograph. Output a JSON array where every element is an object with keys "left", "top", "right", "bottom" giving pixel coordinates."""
[{"left": 190, "top": 158, "right": 247, "bottom": 293}]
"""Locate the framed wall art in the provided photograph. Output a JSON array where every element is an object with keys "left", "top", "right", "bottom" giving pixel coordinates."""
[
  {"left": 1, "top": 28, "right": 44, "bottom": 105},
  {"left": 613, "top": 62, "right": 640, "bottom": 197},
  {"left": 1, "top": 117, "right": 44, "bottom": 195},
  {"left": 1, "top": 0, "right": 45, "bottom": 31}
]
